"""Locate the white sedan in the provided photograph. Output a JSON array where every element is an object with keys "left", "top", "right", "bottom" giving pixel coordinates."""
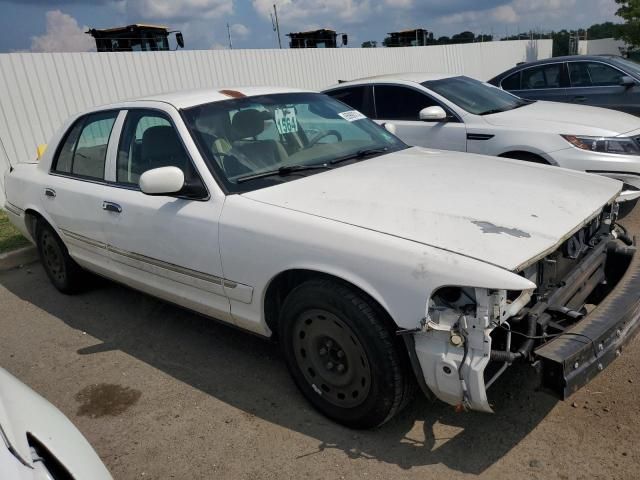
[
  {"left": 3, "top": 87, "right": 640, "bottom": 428},
  {"left": 0, "top": 368, "right": 111, "bottom": 479},
  {"left": 323, "top": 73, "right": 640, "bottom": 201}
]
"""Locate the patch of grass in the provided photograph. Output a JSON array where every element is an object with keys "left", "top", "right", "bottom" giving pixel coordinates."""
[{"left": 0, "top": 209, "right": 29, "bottom": 254}]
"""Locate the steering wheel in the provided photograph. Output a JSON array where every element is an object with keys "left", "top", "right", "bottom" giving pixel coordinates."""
[{"left": 307, "top": 130, "right": 343, "bottom": 147}]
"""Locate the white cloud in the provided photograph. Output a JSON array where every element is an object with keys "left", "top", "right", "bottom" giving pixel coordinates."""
[
  {"left": 435, "top": 0, "right": 616, "bottom": 34},
  {"left": 252, "top": 0, "right": 373, "bottom": 26},
  {"left": 384, "top": 0, "right": 413, "bottom": 8},
  {"left": 121, "top": 0, "right": 233, "bottom": 22},
  {"left": 492, "top": 5, "right": 519, "bottom": 23},
  {"left": 30, "top": 10, "right": 95, "bottom": 52},
  {"left": 230, "top": 23, "right": 250, "bottom": 38}
]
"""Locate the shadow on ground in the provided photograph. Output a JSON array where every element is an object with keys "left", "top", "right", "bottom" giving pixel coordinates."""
[{"left": 1, "top": 267, "right": 556, "bottom": 474}]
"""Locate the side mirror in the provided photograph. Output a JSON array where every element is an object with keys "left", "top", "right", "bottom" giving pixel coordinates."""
[
  {"left": 139, "top": 167, "right": 185, "bottom": 196},
  {"left": 175, "top": 32, "right": 184, "bottom": 49},
  {"left": 620, "top": 75, "right": 636, "bottom": 88},
  {"left": 383, "top": 122, "right": 397, "bottom": 135},
  {"left": 419, "top": 106, "right": 448, "bottom": 122}
]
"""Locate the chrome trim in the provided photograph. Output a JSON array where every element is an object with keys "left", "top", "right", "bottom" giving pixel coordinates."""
[
  {"left": 107, "top": 244, "right": 224, "bottom": 286},
  {"left": 61, "top": 229, "right": 108, "bottom": 250},
  {"left": 59, "top": 228, "right": 249, "bottom": 291},
  {"left": 4, "top": 202, "right": 23, "bottom": 216}
]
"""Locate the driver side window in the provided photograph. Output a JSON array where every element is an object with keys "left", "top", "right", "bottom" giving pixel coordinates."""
[
  {"left": 373, "top": 85, "right": 441, "bottom": 120},
  {"left": 116, "top": 110, "right": 192, "bottom": 186}
]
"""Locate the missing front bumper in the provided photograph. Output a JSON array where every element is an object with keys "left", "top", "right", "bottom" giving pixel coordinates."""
[{"left": 534, "top": 240, "right": 640, "bottom": 399}]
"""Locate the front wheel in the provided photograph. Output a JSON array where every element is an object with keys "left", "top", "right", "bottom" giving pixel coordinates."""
[
  {"left": 36, "top": 220, "right": 85, "bottom": 294},
  {"left": 279, "top": 279, "right": 414, "bottom": 429}
]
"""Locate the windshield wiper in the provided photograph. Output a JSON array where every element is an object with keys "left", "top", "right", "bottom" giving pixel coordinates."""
[
  {"left": 236, "top": 164, "right": 332, "bottom": 183},
  {"left": 478, "top": 108, "right": 507, "bottom": 116},
  {"left": 330, "top": 147, "right": 390, "bottom": 165},
  {"left": 479, "top": 100, "right": 534, "bottom": 116}
]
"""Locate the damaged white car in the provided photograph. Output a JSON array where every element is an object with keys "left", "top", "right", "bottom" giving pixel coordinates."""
[{"left": 4, "top": 87, "right": 640, "bottom": 428}]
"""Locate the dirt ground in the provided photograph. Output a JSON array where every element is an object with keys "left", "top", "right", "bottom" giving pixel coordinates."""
[{"left": 1, "top": 209, "right": 640, "bottom": 480}]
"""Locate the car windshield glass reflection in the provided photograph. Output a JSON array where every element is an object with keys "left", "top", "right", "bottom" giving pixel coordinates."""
[
  {"left": 183, "top": 92, "right": 407, "bottom": 193},
  {"left": 423, "top": 76, "right": 530, "bottom": 115}
]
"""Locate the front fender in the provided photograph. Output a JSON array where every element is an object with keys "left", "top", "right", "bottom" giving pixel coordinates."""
[{"left": 220, "top": 195, "right": 535, "bottom": 334}]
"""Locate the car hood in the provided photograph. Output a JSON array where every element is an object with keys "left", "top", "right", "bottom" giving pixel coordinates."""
[
  {"left": 0, "top": 368, "right": 112, "bottom": 479},
  {"left": 243, "top": 147, "right": 621, "bottom": 271},
  {"left": 483, "top": 100, "right": 640, "bottom": 136}
]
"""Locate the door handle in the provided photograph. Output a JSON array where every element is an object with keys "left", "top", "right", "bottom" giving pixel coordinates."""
[
  {"left": 102, "top": 201, "right": 122, "bottom": 213},
  {"left": 44, "top": 188, "right": 56, "bottom": 198}
]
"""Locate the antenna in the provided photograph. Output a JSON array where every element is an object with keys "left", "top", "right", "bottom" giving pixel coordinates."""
[
  {"left": 227, "top": 22, "right": 233, "bottom": 49},
  {"left": 273, "top": 4, "right": 282, "bottom": 49}
]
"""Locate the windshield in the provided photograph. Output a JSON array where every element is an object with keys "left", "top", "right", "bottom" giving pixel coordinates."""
[
  {"left": 422, "top": 76, "right": 529, "bottom": 115},
  {"left": 182, "top": 92, "right": 406, "bottom": 193},
  {"left": 610, "top": 57, "right": 640, "bottom": 78}
]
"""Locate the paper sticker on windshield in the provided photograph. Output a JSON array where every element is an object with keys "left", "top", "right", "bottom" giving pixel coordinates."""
[
  {"left": 274, "top": 107, "right": 298, "bottom": 134},
  {"left": 339, "top": 110, "right": 366, "bottom": 122}
]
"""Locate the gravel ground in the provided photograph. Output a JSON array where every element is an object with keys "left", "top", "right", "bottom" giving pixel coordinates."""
[{"left": 1, "top": 208, "right": 639, "bottom": 480}]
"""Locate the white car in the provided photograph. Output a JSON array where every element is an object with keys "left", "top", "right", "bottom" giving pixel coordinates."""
[
  {"left": 0, "top": 368, "right": 112, "bottom": 479},
  {"left": 323, "top": 73, "right": 640, "bottom": 201},
  {"left": 3, "top": 87, "right": 640, "bottom": 428}
]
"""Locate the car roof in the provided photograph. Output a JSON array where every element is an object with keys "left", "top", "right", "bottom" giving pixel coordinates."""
[
  {"left": 327, "top": 72, "right": 459, "bottom": 88},
  {"left": 109, "top": 86, "right": 314, "bottom": 110}
]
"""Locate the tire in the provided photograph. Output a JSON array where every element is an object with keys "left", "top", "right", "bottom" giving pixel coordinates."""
[
  {"left": 279, "top": 279, "right": 414, "bottom": 429},
  {"left": 36, "top": 220, "right": 85, "bottom": 294}
]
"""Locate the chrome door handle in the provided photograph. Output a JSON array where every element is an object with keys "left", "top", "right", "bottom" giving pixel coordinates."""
[
  {"left": 44, "top": 188, "right": 56, "bottom": 198},
  {"left": 102, "top": 201, "right": 122, "bottom": 213}
]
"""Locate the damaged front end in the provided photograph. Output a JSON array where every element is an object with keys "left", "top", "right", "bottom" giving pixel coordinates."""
[{"left": 408, "top": 203, "right": 640, "bottom": 411}]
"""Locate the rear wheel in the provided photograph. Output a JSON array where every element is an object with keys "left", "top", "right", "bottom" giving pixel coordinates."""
[
  {"left": 36, "top": 220, "right": 85, "bottom": 294},
  {"left": 279, "top": 279, "right": 413, "bottom": 429}
]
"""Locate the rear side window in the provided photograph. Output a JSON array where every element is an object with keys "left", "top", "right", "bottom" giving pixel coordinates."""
[
  {"left": 374, "top": 85, "right": 441, "bottom": 120},
  {"left": 53, "top": 111, "right": 117, "bottom": 180},
  {"left": 53, "top": 111, "right": 118, "bottom": 180},
  {"left": 325, "top": 86, "right": 375, "bottom": 117},
  {"left": 569, "top": 62, "right": 624, "bottom": 87},
  {"left": 521, "top": 64, "right": 562, "bottom": 89},
  {"left": 501, "top": 72, "right": 521, "bottom": 90}
]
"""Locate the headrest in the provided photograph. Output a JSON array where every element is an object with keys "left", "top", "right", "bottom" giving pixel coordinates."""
[
  {"left": 141, "top": 126, "right": 184, "bottom": 161},
  {"left": 194, "top": 109, "right": 231, "bottom": 137},
  {"left": 231, "top": 109, "right": 265, "bottom": 139}
]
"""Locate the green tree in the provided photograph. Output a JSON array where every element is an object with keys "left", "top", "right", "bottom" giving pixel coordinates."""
[
  {"left": 615, "top": 0, "right": 640, "bottom": 47},
  {"left": 450, "top": 31, "right": 475, "bottom": 43},
  {"left": 587, "top": 21, "right": 621, "bottom": 39},
  {"left": 361, "top": 40, "right": 377, "bottom": 48}
]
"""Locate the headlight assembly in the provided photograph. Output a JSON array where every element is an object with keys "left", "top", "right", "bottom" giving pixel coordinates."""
[{"left": 562, "top": 134, "right": 640, "bottom": 156}]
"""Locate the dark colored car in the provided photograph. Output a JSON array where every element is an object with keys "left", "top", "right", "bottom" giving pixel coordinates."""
[{"left": 488, "top": 55, "right": 640, "bottom": 115}]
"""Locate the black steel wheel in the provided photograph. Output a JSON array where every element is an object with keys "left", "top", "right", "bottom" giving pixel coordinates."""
[
  {"left": 292, "top": 308, "right": 371, "bottom": 409},
  {"left": 280, "top": 278, "right": 414, "bottom": 429},
  {"left": 36, "top": 220, "right": 84, "bottom": 294}
]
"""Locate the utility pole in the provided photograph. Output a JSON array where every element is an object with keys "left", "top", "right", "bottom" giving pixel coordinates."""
[
  {"left": 273, "top": 4, "right": 282, "bottom": 49},
  {"left": 227, "top": 22, "right": 233, "bottom": 49}
]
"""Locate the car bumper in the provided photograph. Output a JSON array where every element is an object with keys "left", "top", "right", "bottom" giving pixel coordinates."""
[
  {"left": 534, "top": 239, "right": 640, "bottom": 399},
  {"left": 549, "top": 148, "right": 640, "bottom": 201}
]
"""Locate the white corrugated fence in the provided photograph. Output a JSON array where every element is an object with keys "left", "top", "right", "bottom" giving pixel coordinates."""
[{"left": 0, "top": 39, "right": 552, "bottom": 205}]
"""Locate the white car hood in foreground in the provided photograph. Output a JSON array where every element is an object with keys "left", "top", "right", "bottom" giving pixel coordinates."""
[
  {"left": 484, "top": 100, "right": 640, "bottom": 136},
  {"left": 244, "top": 147, "right": 621, "bottom": 271},
  {"left": 0, "top": 368, "right": 111, "bottom": 479}
]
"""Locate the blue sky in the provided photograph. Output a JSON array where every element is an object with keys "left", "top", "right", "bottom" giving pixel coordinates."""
[{"left": 0, "top": 0, "right": 620, "bottom": 52}]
